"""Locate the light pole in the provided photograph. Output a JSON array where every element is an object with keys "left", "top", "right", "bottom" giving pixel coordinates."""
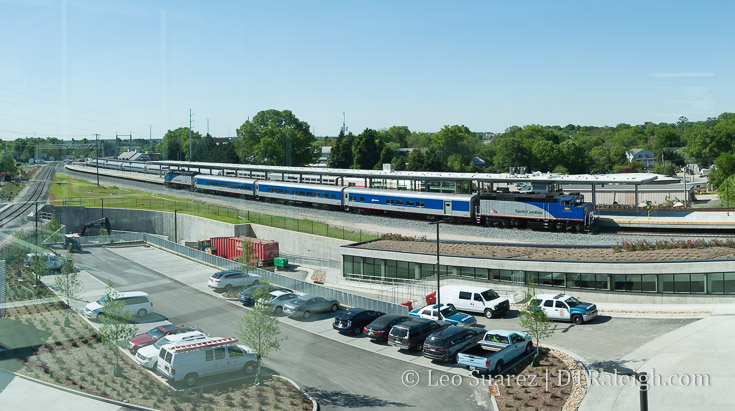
[
  {"left": 604, "top": 366, "right": 648, "bottom": 411},
  {"left": 430, "top": 219, "right": 445, "bottom": 317},
  {"left": 94, "top": 133, "right": 100, "bottom": 186}
]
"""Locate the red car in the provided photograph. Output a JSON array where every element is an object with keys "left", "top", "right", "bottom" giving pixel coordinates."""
[{"left": 127, "top": 324, "right": 201, "bottom": 353}]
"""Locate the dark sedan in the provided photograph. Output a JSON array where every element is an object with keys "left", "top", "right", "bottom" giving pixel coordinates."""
[
  {"left": 238, "top": 284, "right": 292, "bottom": 306},
  {"left": 127, "top": 324, "right": 201, "bottom": 353},
  {"left": 423, "top": 326, "right": 483, "bottom": 362},
  {"left": 332, "top": 309, "right": 384, "bottom": 335},
  {"left": 363, "top": 314, "right": 412, "bottom": 342}
]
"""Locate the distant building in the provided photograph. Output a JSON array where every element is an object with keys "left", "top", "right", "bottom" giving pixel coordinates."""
[
  {"left": 318, "top": 146, "right": 332, "bottom": 164},
  {"left": 117, "top": 150, "right": 160, "bottom": 162},
  {"left": 625, "top": 149, "right": 655, "bottom": 169}
]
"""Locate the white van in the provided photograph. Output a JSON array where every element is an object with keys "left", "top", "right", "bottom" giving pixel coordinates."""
[
  {"left": 157, "top": 337, "right": 258, "bottom": 386},
  {"left": 440, "top": 285, "right": 510, "bottom": 319},
  {"left": 23, "top": 253, "right": 68, "bottom": 271},
  {"left": 84, "top": 291, "right": 154, "bottom": 321},
  {"left": 135, "top": 331, "right": 208, "bottom": 369}
]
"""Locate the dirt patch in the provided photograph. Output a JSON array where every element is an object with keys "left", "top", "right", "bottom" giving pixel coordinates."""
[
  {"left": 1, "top": 305, "right": 312, "bottom": 411},
  {"left": 489, "top": 348, "right": 583, "bottom": 411},
  {"left": 359, "top": 240, "right": 735, "bottom": 262}
]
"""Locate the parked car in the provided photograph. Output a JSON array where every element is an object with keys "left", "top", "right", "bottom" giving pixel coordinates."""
[
  {"left": 157, "top": 336, "right": 257, "bottom": 387},
  {"left": 363, "top": 314, "right": 412, "bottom": 343},
  {"left": 23, "top": 253, "right": 69, "bottom": 271},
  {"left": 457, "top": 329, "right": 533, "bottom": 375},
  {"left": 529, "top": 293, "right": 598, "bottom": 325},
  {"left": 409, "top": 304, "right": 477, "bottom": 326},
  {"left": 440, "top": 285, "right": 510, "bottom": 318},
  {"left": 135, "top": 331, "right": 208, "bottom": 368},
  {"left": 208, "top": 270, "right": 260, "bottom": 292},
  {"left": 423, "top": 326, "right": 483, "bottom": 362},
  {"left": 388, "top": 318, "right": 448, "bottom": 352},
  {"left": 84, "top": 291, "right": 154, "bottom": 321},
  {"left": 332, "top": 308, "right": 384, "bottom": 335},
  {"left": 258, "top": 290, "right": 300, "bottom": 314},
  {"left": 128, "top": 324, "right": 202, "bottom": 353},
  {"left": 238, "top": 284, "right": 292, "bottom": 306},
  {"left": 282, "top": 295, "right": 340, "bottom": 319}
]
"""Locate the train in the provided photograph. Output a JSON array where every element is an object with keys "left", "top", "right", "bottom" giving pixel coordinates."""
[
  {"left": 165, "top": 170, "right": 597, "bottom": 231},
  {"left": 84, "top": 158, "right": 597, "bottom": 231}
]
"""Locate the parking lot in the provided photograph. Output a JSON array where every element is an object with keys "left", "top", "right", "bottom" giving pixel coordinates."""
[{"left": 66, "top": 245, "right": 696, "bottom": 408}]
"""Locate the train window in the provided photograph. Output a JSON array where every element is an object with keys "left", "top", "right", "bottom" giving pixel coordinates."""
[
  {"left": 417, "top": 202, "right": 424, "bottom": 207},
  {"left": 406, "top": 201, "right": 414, "bottom": 206},
  {"left": 360, "top": 197, "right": 365, "bottom": 202},
  {"left": 387, "top": 199, "right": 393, "bottom": 205},
  {"left": 350, "top": 196, "right": 355, "bottom": 201},
  {"left": 396, "top": 200, "right": 404, "bottom": 206},
  {"left": 299, "top": 191, "right": 305, "bottom": 196}
]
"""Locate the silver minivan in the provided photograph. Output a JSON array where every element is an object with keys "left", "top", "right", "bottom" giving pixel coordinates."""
[{"left": 84, "top": 291, "right": 154, "bottom": 321}]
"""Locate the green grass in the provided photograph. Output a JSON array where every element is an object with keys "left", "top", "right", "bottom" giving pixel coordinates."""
[
  {"left": 50, "top": 174, "right": 379, "bottom": 242},
  {"left": 0, "top": 181, "right": 23, "bottom": 201}
]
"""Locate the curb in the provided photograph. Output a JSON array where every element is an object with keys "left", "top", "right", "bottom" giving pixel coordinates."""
[
  {"left": 1, "top": 368, "right": 158, "bottom": 411},
  {"left": 280, "top": 376, "right": 320, "bottom": 411}
]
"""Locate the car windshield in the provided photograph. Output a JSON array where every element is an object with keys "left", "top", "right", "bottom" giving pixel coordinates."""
[
  {"left": 440, "top": 306, "right": 457, "bottom": 317},
  {"left": 146, "top": 328, "right": 165, "bottom": 339},
  {"left": 211, "top": 272, "right": 224, "bottom": 279},
  {"left": 480, "top": 290, "right": 499, "bottom": 301},
  {"left": 390, "top": 328, "right": 408, "bottom": 338},
  {"left": 153, "top": 337, "right": 171, "bottom": 349},
  {"left": 565, "top": 297, "right": 581, "bottom": 307},
  {"left": 95, "top": 296, "right": 108, "bottom": 305}
]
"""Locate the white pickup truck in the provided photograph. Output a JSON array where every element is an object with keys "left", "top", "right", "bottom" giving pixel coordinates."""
[{"left": 456, "top": 329, "right": 533, "bottom": 375}]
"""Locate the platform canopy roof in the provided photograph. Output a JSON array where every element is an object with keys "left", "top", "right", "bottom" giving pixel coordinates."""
[{"left": 152, "top": 160, "right": 660, "bottom": 185}]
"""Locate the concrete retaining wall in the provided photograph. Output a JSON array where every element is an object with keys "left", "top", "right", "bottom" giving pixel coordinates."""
[
  {"left": 46, "top": 206, "right": 343, "bottom": 262},
  {"left": 250, "top": 224, "right": 349, "bottom": 262}
]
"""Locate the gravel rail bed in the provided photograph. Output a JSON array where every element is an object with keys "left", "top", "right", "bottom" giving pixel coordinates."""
[{"left": 60, "top": 167, "right": 735, "bottom": 246}]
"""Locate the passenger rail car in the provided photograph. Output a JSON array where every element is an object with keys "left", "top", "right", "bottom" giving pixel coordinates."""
[
  {"left": 344, "top": 187, "right": 474, "bottom": 219},
  {"left": 257, "top": 180, "right": 345, "bottom": 207}
]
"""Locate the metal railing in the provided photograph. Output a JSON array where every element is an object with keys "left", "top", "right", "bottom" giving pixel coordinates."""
[
  {"left": 141, "top": 234, "right": 407, "bottom": 315},
  {"left": 279, "top": 253, "right": 341, "bottom": 270}
]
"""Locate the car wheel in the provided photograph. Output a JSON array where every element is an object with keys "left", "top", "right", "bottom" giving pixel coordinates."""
[
  {"left": 303, "top": 311, "right": 311, "bottom": 319},
  {"left": 96, "top": 313, "right": 105, "bottom": 322},
  {"left": 353, "top": 327, "right": 362, "bottom": 336},
  {"left": 275, "top": 306, "right": 283, "bottom": 315},
  {"left": 184, "top": 373, "right": 198, "bottom": 387},
  {"left": 330, "top": 304, "right": 339, "bottom": 312},
  {"left": 493, "top": 360, "right": 504, "bottom": 376},
  {"left": 415, "top": 342, "right": 424, "bottom": 352},
  {"left": 484, "top": 308, "right": 494, "bottom": 319},
  {"left": 224, "top": 284, "right": 232, "bottom": 292},
  {"left": 137, "top": 309, "right": 147, "bottom": 318},
  {"left": 243, "top": 361, "right": 256, "bottom": 376},
  {"left": 525, "top": 342, "right": 533, "bottom": 354},
  {"left": 572, "top": 315, "right": 583, "bottom": 325}
]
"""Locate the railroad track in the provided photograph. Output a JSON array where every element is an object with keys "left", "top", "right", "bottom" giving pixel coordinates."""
[{"left": 0, "top": 163, "right": 56, "bottom": 229}]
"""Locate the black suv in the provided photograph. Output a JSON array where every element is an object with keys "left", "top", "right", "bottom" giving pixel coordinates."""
[
  {"left": 364, "top": 314, "right": 412, "bottom": 343},
  {"left": 388, "top": 318, "right": 448, "bottom": 352},
  {"left": 423, "top": 326, "right": 483, "bottom": 362},
  {"left": 332, "top": 309, "right": 384, "bottom": 335}
]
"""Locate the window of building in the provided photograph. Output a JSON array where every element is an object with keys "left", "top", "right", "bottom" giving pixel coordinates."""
[
  {"left": 674, "top": 274, "right": 691, "bottom": 293},
  {"left": 461, "top": 267, "right": 474, "bottom": 278}
]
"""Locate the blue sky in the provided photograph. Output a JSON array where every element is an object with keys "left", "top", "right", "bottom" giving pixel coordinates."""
[{"left": 0, "top": 0, "right": 732, "bottom": 140}]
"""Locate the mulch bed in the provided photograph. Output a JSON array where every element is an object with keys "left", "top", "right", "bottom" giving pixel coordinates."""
[
  {"left": 359, "top": 240, "right": 735, "bottom": 261},
  {"left": 1, "top": 304, "right": 312, "bottom": 411}
]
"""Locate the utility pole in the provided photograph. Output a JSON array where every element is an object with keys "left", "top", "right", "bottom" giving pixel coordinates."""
[
  {"left": 189, "top": 108, "right": 194, "bottom": 161},
  {"left": 94, "top": 133, "right": 100, "bottom": 186}
]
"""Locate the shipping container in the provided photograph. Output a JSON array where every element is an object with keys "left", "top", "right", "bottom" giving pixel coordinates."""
[{"left": 209, "top": 237, "right": 279, "bottom": 265}]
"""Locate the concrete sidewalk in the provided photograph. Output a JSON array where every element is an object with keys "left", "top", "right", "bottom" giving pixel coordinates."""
[
  {"left": 0, "top": 369, "right": 122, "bottom": 411},
  {"left": 580, "top": 315, "right": 735, "bottom": 411}
]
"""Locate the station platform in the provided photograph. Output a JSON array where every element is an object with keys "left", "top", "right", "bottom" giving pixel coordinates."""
[
  {"left": 64, "top": 164, "right": 164, "bottom": 184},
  {"left": 599, "top": 210, "right": 735, "bottom": 230}
]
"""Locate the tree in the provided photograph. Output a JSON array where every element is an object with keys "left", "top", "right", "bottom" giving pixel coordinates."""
[
  {"left": 53, "top": 256, "right": 83, "bottom": 327},
  {"left": 493, "top": 138, "right": 530, "bottom": 173},
  {"left": 519, "top": 289, "right": 556, "bottom": 366},
  {"left": 558, "top": 139, "right": 588, "bottom": 174},
  {"left": 327, "top": 129, "right": 354, "bottom": 168},
  {"left": 237, "top": 286, "right": 281, "bottom": 385},
  {"left": 710, "top": 153, "right": 735, "bottom": 188},
  {"left": 530, "top": 139, "right": 558, "bottom": 172},
  {"left": 98, "top": 283, "right": 138, "bottom": 377},
  {"left": 236, "top": 109, "right": 317, "bottom": 166},
  {"left": 405, "top": 149, "right": 426, "bottom": 171},
  {"left": 238, "top": 238, "right": 257, "bottom": 268},
  {"left": 352, "top": 128, "right": 381, "bottom": 169},
  {"left": 718, "top": 175, "right": 735, "bottom": 208}
]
